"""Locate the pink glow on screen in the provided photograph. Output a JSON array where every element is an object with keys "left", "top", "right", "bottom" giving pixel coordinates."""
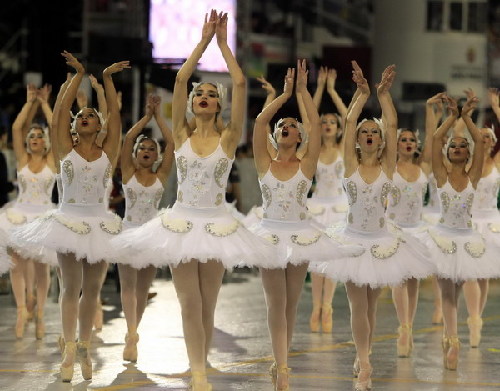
[{"left": 149, "top": 0, "right": 236, "bottom": 72}]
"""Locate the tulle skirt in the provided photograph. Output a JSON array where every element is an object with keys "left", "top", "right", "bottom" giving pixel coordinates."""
[
  {"left": 110, "top": 202, "right": 275, "bottom": 269},
  {"left": 422, "top": 223, "right": 500, "bottom": 281},
  {"left": 0, "top": 229, "right": 11, "bottom": 274},
  {"left": 307, "top": 196, "right": 348, "bottom": 227},
  {"left": 473, "top": 209, "right": 500, "bottom": 247},
  {"left": 10, "top": 202, "right": 122, "bottom": 264},
  {"left": 242, "top": 206, "right": 263, "bottom": 228},
  {"left": 320, "top": 222, "right": 434, "bottom": 287},
  {"left": 0, "top": 203, "right": 58, "bottom": 266},
  {"left": 248, "top": 218, "right": 363, "bottom": 270}
]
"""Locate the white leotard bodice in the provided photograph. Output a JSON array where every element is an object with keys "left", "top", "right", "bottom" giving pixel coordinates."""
[
  {"left": 438, "top": 181, "right": 475, "bottom": 229},
  {"left": 472, "top": 167, "right": 500, "bottom": 213},
  {"left": 344, "top": 168, "right": 392, "bottom": 233},
  {"left": 312, "top": 157, "right": 345, "bottom": 199},
  {"left": 60, "top": 149, "right": 113, "bottom": 205},
  {"left": 175, "top": 138, "right": 233, "bottom": 208},
  {"left": 387, "top": 169, "right": 427, "bottom": 227},
  {"left": 123, "top": 175, "right": 163, "bottom": 225},
  {"left": 15, "top": 165, "right": 55, "bottom": 206},
  {"left": 259, "top": 166, "right": 311, "bottom": 221}
]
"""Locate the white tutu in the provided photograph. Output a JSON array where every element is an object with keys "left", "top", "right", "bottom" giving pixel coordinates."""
[
  {"left": 10, "top": 203, "right": 122, "bottom": 264},
  {"left": 473, "top": 209, "right": 500, "bottom": 247},
  {"left": 242, "top": 206, "right": 263, "bottom": 228},
  {"left": 0, "top": 204, "right": 58, "bottom": 266},
  {"left": 307, "top": 197, "right": 348, "bottom": 227},
  {"left": 422, "top": 223, "right": 500, "bottom": 281},
  {"left": 111, "top": 202, "right": 275, "bottom": 269},
  {"left": 225, "top": 201, "right": 246, "bottom": 222},
  {"left": 0, "top": 228, "right": 11, "bottom": 274},
  {"left": 248, "top": 218, "right": 362, "bottom": 270},
  {"left": 321, "top": 222, "right": 434, "bottom": 287}
]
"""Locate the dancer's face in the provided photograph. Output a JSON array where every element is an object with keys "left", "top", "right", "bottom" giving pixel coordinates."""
[
  {"left": 321, "top": 114, "right": 340, "bottom": 139},
  {"left": 75, "top": 108, "right": 101, "bottom": 135},
  {"left": 397, "top": 130, "right": 418, "bottom": 157},
  {"left": 275, "top": 117, "right": 301, "bottom": 148},
  {"left": 135, "top": 139, "right": 158, "bottom": 168},
  {"left": 28, "top": 128, "right": 46, "bottom": 153},
  {"left": 481, "top": 128, "right": 494, "bottom": 152},
  {"left": 357, "top": 120, "right": 382, "bottom": 153},
  {"left": 447, "top": 137, "right": 470, "bottom": 163},
  {"left": 192, "top": 83, "right": 220, "bottom": 115}
]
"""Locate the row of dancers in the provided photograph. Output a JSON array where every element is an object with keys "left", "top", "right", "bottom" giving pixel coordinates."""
[{"left": 1, "top": 10, "right": 500, "bottom": 391}]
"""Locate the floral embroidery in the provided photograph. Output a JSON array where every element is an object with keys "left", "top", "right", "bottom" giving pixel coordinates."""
[
  {"left": 345, "top": 181, "right": 357, "bottom": 205},
  {"left": 488, "top": 223, "right": 500, "bottom": 233},
  {"left": 6, "top": 208, "right": 27, "bottom": 225},
  {"left": 62, "top": 160, "right": 74, "bottom": 185},
  {"left": 126, "top": 188, "right": 137, "bottom": 208},
  {"left": 390, "top": 185, "right": 401, "bottom": 207},
  {"left": 291, "top": 233, "right": 321, "bottom": 246},
  {"left": 161, "top": 214, "right": 193, "bottom": 233},
  {"left": 205, "top": 220, "right": 240, "bottom": 237},
  {"left": 296, "top": 180, "right": 308, "bottom": 207},
  {"left": 440, "top": 192, "right": 450, "bottom": 213},
  {"left": 261, "top": 184, "right": 272, "bottom": 208},
  {"left": 100, "top": 217, "right": 122, "bottom": 235},
  {"left": 177, "top": 156, "right": 188, "bottom": 184},
  {"left": 215, "top": 193, "right": 223, "bottom": 206},
  {"left": 103, "top": 163, "right": 112, "bottom": 188},
  {"left": 464, "top": 241, "right": 485, "bottom": 258},
  {"left": 381, "top": 182, "right": 392, "bottom": 207},
  {"left": 371, "top": 237, "right": 403, "bottom": 259},
  {"left": 265, "top": 234, "right": 280, "bottom": 244},
  {"left": 429, "top": 230, "right": 457, "bottom": 254},
  {"left": 214, "top": 158, "right": 229, "bottom": 188},
  {"left": 54, "top": 215, "right": 91, "bottom": 234}
]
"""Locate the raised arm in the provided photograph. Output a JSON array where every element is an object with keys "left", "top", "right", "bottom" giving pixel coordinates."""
[
  {"left": 37, "top": 84, "right": 53, "bottom": 128},
  {"left": 344, "top": 61, "right": 370, "bottom": 177},
  {"left": 89, "top": 74, "right": 108, "bottom": 122},
  {"left": 102, "top": 61, "right": 130, "bottom": 164},
  {"left": 153, "top": 97, "right": 175, "bottom": 185},
  {"left": 172, "top": 10, "right": 217, "bottom": 146},
  {"left": 57, "top": 52, "right": 86, "bottom": 159},
  {"left": 121, "top": 94, "right": 154, "bottom": 182},
  {"left": 461, "top": 96, "right": 484, "bottom": 186},
  {"left": 312, "top": 66, "right": 327, "bottom": 109},
  {"left": 454, "top": 88, "right": 476, "bottom": 133},
  {"left": 421, "top": 92, "right": 445, "bottom": 172},
  {"left": 488, "top": 88, "right": 500, "bottom": 123},
  {"left": 253, "top": 68, "right": 294, "bottom": 176},
  {"left": 216, "top": 12, "right": 246, "bottom": 151},
  {"left": 12, "top": 85, "right": 38, "bottom": 163},
  {"left": 297, "top": 60, "right": 321, "bottom": 179},
  {"left": 51, "top": 75, "right": 71, "bottom": 168},
  {"left": 256, "top": 76, "right": 276, "bottom": 108},
  {"left": 377, "top": 65, "right": 397, "bottom": 176},
  {"left": 326, "top": 68, "right": 348, "bottom": 121},
  {"left": 432, "top": 96, "right": 458, "bottom": 187}
]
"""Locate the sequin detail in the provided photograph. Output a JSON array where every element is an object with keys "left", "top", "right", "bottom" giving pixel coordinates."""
[
  {"left": 379, "top": 217, "right": 385, "bottom": 228},
  {"left": 153, "top": 189, "right": 163, "bottom": 208},
  {"left": 177, "top": 190, "right": 183, "bottom": 202},
  {"left": 103, "top": 163, "right": 112, "bottom": 188},
  {"left": 265, "top": 234, "right": 280, "bottom": 245},
  {"left": 126, "top": 188, "right": 137, "bottom": 208},
  {"left": 465, "top": 193, "right": 474, "bottom": 215},
  {"left": 54, "top": 215, "right": 91, "bottom": 234},
  {"left": 370, "top": 237, "right": 403, "bottom": 259},
  {"left": 464, "top": 241, "right": 486, "bottom": 258},
  {"left": 177, "top": 156, "right": 188, "bottom": 184},
  {"left": 205, "top": 220, "right": 240, "bottom": 237},
  {"left": 291, "top": 233, "right": 321, "bottom": 246},
  {"left": 296, "top": 180, "right": 308, "bottom": 207},
  {"left": 390, "top": 185, "right": 401, "bottom": 207},
  {"left": 345, "top": 181, "right": 357, "bottom": 205},
  {"left": 440, "top": 192, "right": 450, "bottom": 213},
  {"left": 214, "top": 158, "right": 229, "bottom": 188},
  {"left": 19, "top": 176, "right": 27, "bottom": 193},
  {"left": 161, "top": 214, "right": 193, "bottom": 233},
  {"left": 381, "top": 182, "right": 392, "bottom": 207},
  {"left": 62, "top": 160, "right": 74, "bottom": 185},
  {"left": 215, "top": 193, "right": 223, "bottom": 206},
  {"left": 429, "top": 230, "right": 457, "bottom": 254},
  {"left": 261, "top": 184, "right": 272, "bottom": 208},
  {"left": 100, "top": 217, "right": 122, "bottom": 235}
]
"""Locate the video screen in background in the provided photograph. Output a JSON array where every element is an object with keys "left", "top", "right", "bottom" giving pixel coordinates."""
[{"left": 149, "top": 0, "right": 237, "bottom": 72}]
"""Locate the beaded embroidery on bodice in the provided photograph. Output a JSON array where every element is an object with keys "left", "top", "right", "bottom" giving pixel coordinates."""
[
  {"left": 472, "top": 167, "right": 500, "bottom": 212},
  {"left": 312, "top": 156, "right": 345, "bottom": 199},
  {"left": 123, "top": 176, "right": 163, "bottom": 225},
  {"left": 438, "top": 181, "right": 475, "bottom": 229},
  {"left": 387, "top": 169, "right": 427, "bottom": 227},
  {"left": 175, "top": 138, "right": 233, "bottom": 208},
  {"left": 344, "top": 168, "right": 392, "bottom": 233},
  {"left": 60, "top": 149, "right": 113, "bottom": 205},
  {"left": 16, "top": 165, "right": 55, "bottom": 206},
  {"left": 259, "top": 166, "right": 311, "bottom": 221}
]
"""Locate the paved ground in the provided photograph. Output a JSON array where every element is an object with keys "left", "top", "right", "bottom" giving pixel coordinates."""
[{"left": 1, "top": 270, "right": 500, "bottom": 390}]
